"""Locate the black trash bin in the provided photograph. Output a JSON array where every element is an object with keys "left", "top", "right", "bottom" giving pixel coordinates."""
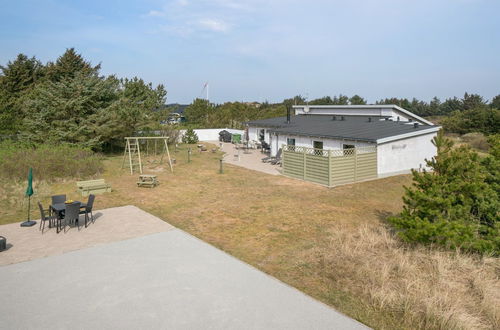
[
  {"left": 219, "top": 130, "right": 232, "bottom": 143},
  {"left": 0, "top": 236, "right": 6, "bottom": 252}
]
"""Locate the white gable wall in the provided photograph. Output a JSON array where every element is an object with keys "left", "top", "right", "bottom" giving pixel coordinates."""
[
  {"left": 293, "top": 106, "right": 429, "bottom": 124},
  {"left": 377, "top": 132, "right": 437, "bottom": 176}
]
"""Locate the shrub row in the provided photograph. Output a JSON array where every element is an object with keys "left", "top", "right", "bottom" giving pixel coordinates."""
[{"left": 0, "top": 141, "right": 103, "bottom": 181}]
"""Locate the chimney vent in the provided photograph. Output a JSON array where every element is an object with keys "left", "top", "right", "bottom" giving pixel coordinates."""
[
  {"left": 332, "top": 116, "right": 336, "bottom": 121},
  {"left": 368, "top": 117, "right": 372, "bottom": 122},
  {"left": 341, "top": 116, "right": 345, "bottom": 121},
  {"left": 413, "top": 122, "right": 419, "bottom": 128}
]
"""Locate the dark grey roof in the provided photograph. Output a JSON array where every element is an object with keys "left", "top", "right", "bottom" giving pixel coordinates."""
[{"left": 246, "top": 115, "right": 439, "bottom": 142}]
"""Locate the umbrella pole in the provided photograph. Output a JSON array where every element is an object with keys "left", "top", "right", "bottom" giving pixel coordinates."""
[{"left": 20, "top": 195, "right": 36, "bottom": 227}]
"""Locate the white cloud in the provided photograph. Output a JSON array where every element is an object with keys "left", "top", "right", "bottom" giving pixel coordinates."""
[
  {"left": 147, "top": 10, "right": 166, "bottom": 17},
  {"left": 177, "top": 0, "right": 189, "bottom": 6},
  {"left": 197, "top": 18, "right": 229, "bottom": 32}
]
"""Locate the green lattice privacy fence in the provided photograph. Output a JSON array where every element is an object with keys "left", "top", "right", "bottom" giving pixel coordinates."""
[{"left": 282, "top": 145, "right": 378, "bottom": 187}]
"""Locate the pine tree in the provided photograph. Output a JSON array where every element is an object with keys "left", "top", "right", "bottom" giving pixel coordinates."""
[
  {"left": 45, "top": 48, "right": 100, "bottom": 82},
  {"left": 0, "top": 54, "right": 44, "bottom": 133},
  {"left": 389, "top": 131, "right": 500, "bottom": 254},
  {"left": 182, "top": 128, "right": 198, "bottom": 144}
]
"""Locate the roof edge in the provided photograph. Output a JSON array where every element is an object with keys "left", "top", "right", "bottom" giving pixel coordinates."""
[
  {"left": 376, "top": 126, "right": 441, "bottom": 144},
  {"left": 292, "top": 104, "right": 434, "bottom": 126}
]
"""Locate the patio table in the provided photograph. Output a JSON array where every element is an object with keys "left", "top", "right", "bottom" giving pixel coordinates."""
[{"left": 50, "top": 202, "right": 86, "bottom": 227}]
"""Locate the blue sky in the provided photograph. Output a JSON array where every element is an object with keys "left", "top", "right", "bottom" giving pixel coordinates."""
[{"left": 1, "top": 0, "right": 499, "bottom": 104}]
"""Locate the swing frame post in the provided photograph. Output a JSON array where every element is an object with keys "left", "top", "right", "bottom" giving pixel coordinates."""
[{"left": 123, "top": 136, "right": 173, "bottom": 174}]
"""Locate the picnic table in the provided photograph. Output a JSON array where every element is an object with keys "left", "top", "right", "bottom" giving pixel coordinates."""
[{"left": 137, "top": 174, "right": 159, "bottom": 188}]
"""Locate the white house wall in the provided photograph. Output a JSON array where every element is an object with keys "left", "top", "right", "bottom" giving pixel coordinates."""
[
  {"left": 248, "top": 127, "right": 271, "bottom": 144},
  {"left": 293, "top": 107, "right": 419, "bottom": 123},
  {"left": 270, "top": 134, "right": 373, "bottom": 156},
  {"left": 377, "top": 132, "right": 437, "bottom": 176}
]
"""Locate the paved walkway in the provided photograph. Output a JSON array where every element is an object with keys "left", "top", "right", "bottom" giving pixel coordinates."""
[{"left": 0, "top": 207, "right": 367, "bottom": 329}]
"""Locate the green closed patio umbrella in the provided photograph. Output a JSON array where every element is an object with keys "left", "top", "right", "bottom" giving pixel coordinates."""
[{"left": 20, "top": 167, "right": 37, "bottom": 227}]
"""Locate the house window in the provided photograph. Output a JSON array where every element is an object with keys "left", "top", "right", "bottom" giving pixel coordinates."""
[
  {"left": 343, "top": 144, "right": 355, "bottom": 156},
  {"left": 259, "top": 129, "right": 265, "bottom": 142},
  {"left": 313, "top": 141, "right": 323, "bottom": 155},
  {"left": 287, "top": 138, "right": 296, "bottom": 151}
]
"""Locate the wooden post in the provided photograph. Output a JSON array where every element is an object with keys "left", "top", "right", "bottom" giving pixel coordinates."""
[
  {"left": 219, "top": 158, "right": 223, "bottom": 174},
  {"left": 188, "top": 148, "right": 191, "bottom": 163},
  {"left": 354, "top": 148, "right": 357, "bottom": 182},
  {"left": 127, "top": 139, "right": 134, "bottom": 175},
  {"left": 164, "top": 138, "right": 173, "bottom": 173},
  {"left": 121, "top": 138, "right": 128, "bottom": 169},
  {"left": 328, "top": 149, "right": 332, "bottom": 187},
  {"left": 136, "top": 138, "right": 143, "bottom": 174},
  {"left": 303, "top": 148, "right": 306, "bottom": 180}
]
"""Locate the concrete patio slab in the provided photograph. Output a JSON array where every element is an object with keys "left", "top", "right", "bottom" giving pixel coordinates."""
[
  {"left": 218, "top": 142, "right": 282, "bottom": 176},
  {"left": 0, "top": 229, "right": 367, "bottom": 329},
  {"left": 0, "top": 205, "right": 173, "bottom": 266}
]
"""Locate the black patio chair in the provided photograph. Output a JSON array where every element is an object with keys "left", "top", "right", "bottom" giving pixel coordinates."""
[
  {"left": 51, "top": 195, "right": 66, "bottom": 216},
  {"left": 38, "top": 202, "right": 56, "bottom": 233},
  {"left": 51, "top": 194, "right": 66, "bottom": 204},
  {"left": 79, "top": 194, "right": 95, "bottom": 227},
  {"left": 261, "top": 141, "right": 271, "bottom": 153},
  {"left": 263, "top": 148, "right": 282, "bottom": 163},
  {"left": 57, "top": 202, "right": 80, "bottom": 233}
]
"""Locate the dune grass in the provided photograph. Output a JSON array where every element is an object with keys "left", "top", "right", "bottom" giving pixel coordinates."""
[{"left": 1, "top": 143, "right": 498, "bottom": 329}]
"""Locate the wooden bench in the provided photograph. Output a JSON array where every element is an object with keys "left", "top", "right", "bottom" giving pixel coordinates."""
[
  {"left": 77, "top": 179, "right": 112, "bottom": 196},
  {"left": 137, "top": 174, "right": 159, "bottom": 188}
]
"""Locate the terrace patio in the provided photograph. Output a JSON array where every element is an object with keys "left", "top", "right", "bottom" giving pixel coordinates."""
[
  {"left": 0, "top": 205, "right": 365, "bottom": 329},
  {"left": 218, "top": 142, "right": 282, "bottom": 176}
]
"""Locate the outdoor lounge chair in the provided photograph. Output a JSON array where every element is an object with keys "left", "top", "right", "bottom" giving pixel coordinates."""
[
  {"left": 38, "top": 202, "right": 56, "bottom": 233},
  {"left": 262, "top": 148, "right": 282, "bottom": 163},
  {"left": 79, "top": 194, "right": 95, "bottom": 227},
  {"left": 270, "top": 152, "right": 282, "bottom": 165}
]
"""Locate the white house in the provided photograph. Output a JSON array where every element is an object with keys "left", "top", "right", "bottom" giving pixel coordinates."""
[{"left": 246, "top": 105, "right": 440, "bottom": 178}]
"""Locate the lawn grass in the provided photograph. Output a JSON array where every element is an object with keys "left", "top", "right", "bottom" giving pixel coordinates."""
[{"left": 1, "top": 143, "right": 498, "bottom": 329}]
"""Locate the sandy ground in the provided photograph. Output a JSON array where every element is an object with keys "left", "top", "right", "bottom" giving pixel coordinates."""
[
  {"left": 0, "top": 205, "right": 173, "bottom": 266},
  {"left": 214, "top": 141, "right": 282, "bottom": 176}
]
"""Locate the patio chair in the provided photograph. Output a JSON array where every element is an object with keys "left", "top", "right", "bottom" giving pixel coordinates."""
[
  {"left": 79, "top": 194, "right": 95, "bottom": 227},
  {"left": 261, "top": 141, "right": 271, "bottom": 153},
  {"left": 262, "top": 148, "right": 282, "bottom": 163},
  {"left": 51, "top": 194, "right": 66, "bottom": 204},
  {"left": 270, "top": 151, "right": 283, "bottom": 165},
  {"left": 38, "top": 202, "right": 56, "bottom": 233},
  {"left": 57, "top": 202, "right": 80, "bottom": 233}
]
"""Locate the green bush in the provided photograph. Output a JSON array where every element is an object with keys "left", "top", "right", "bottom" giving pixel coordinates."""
[
  {"left": 182, "top": 128, "right": 199, "bottom": 144},
  {"left": 0, "top": 141, "right": 104, "bottom": 181},
  {"left": 388, "top": 131, "right": 500, "bottom": 255}
]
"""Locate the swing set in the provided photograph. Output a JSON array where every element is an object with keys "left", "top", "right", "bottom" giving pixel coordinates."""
[{"left": 121, "top": 137, "right": 173, "bottom": 174}]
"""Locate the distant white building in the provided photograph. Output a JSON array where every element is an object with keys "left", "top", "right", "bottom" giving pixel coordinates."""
[{"left": 246, "top": 105, "right": 440, "bottom": 178}]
